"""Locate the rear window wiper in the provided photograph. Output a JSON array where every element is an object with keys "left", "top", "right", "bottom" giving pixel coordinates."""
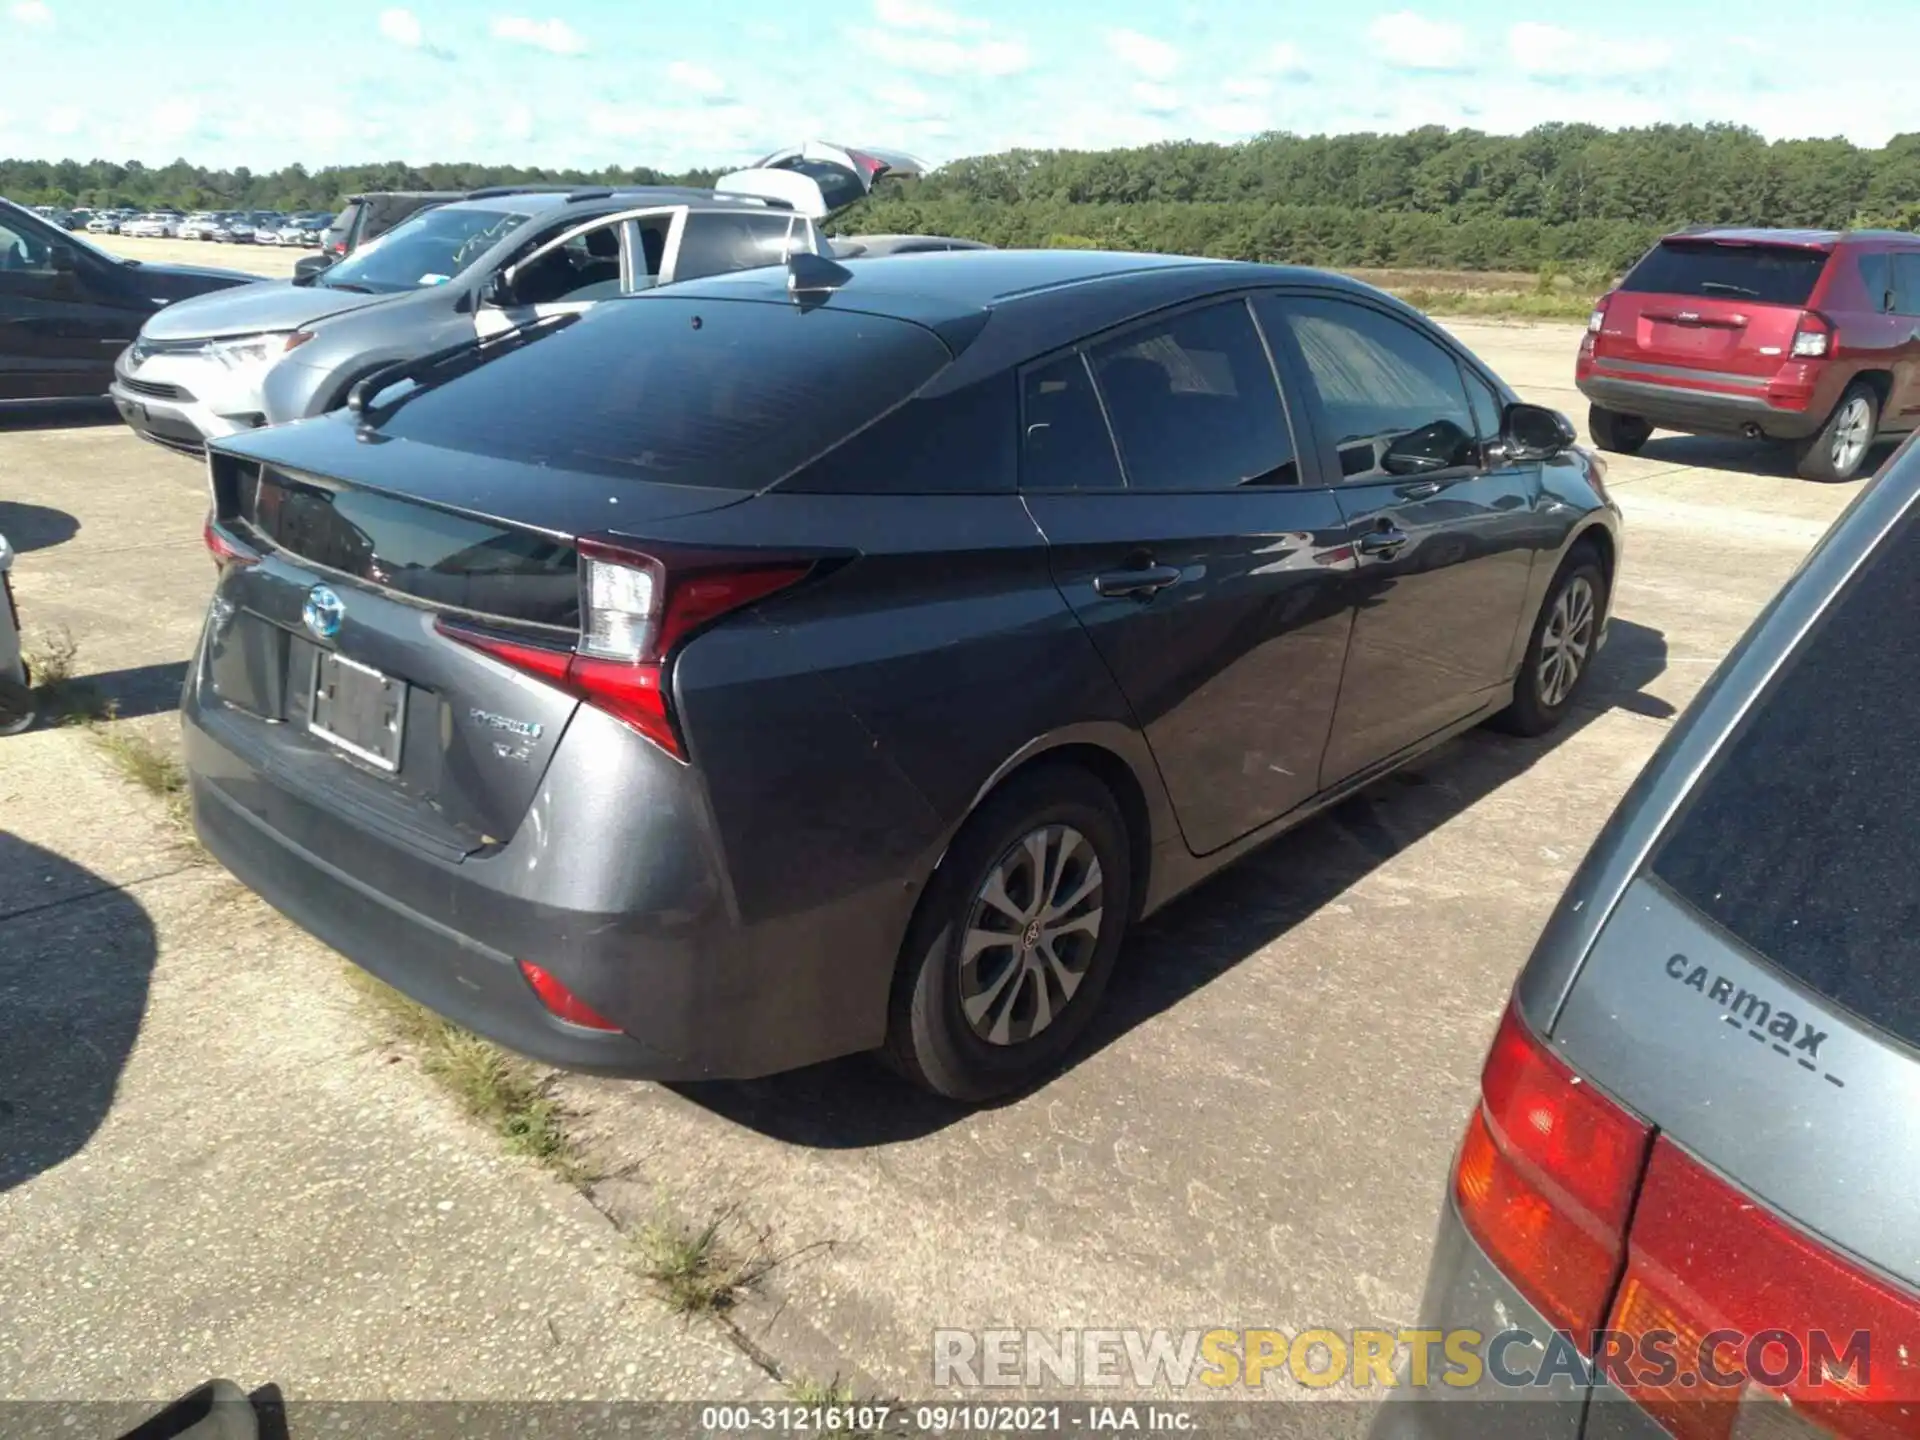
[
  {"left": 348, "top": 311, "right": 582, "bottom": 427},
  {"left": 1698, "top": 281, "right": 1760, "bottom": 297}
]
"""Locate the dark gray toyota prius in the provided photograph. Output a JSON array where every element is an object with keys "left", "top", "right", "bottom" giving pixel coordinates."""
[
  {"left": 186, "top": 250, "right": 1621, "bottom": 1100},
  {"left": 1378, "top": 435, "right": 1920, "bottom": 1435}
]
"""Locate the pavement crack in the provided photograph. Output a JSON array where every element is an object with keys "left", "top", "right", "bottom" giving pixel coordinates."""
[{"left": 0, "top": 862, "right": 198, "bottom": 925}]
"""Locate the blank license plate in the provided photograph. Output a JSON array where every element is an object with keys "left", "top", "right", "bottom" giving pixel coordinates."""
[{"left": 310, "top": 651, "right": 407, "bottom": 772}]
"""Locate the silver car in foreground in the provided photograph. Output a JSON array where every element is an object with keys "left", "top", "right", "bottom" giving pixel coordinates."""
[
  {"left": 1378, "top": 433, "right": 1920, "bottom": 1437},
  {"left": 109, "top": 142, "right": 916, "bottom": 454}
]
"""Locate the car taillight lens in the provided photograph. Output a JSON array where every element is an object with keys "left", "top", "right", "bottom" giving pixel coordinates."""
[
  {"left": 203, "top": 513, "right": 258, "bottom": 570},
  {"left": 1589, "top": 293, "right": 1612, "bottom": 334},
  {"left": 1453, "top": 995, "right": 1653, "bottom": 1347},
  {"left": 437, "top": 540, "right": 813, "bottom": 761},
  {"left": 1791, "top": 311, "right": 1833, "bottom": 359},
  {"left": 1606, "top": 1138, "right": 1920, "bottom": 1439},
  {"left": 517, "top": 960, "right": 621, "bottom": 1031}
]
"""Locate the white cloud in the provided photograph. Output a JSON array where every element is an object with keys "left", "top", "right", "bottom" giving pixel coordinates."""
[
  {"left": 1367, "top": 11, "right": 1473, "bottom": 72},
  {"left": 152, "top": 99, "right": 202, "bottom": 139},
  {"left": 8, "top": 0, "right": 51, "bottom": 25},
  {"left": 1224, "top": 76, "right": 1273, "bottom": 99},
  {"left": 1264, "top": 42, "right": 1308, "bottom": 77},
  {"left": 872, "top": 0, "right": 982, "bottom": 35},
  {"left": 501, "top": 102, "right": 536, "bottom": 141},
  {"left": 1105, "top": 28, "right": 1180, "bottom": 80},
  {"left": 45, "top": 105, "right": 80, "bottom": 135},
  {"left": 491, "top": 15, "right": 585, "bottom": 55},
  {"left": 1194, "top": 100, "right": 1271, "bottom": 137},
  {"left": 848, "top": 26, "right": 1029, "bottom": 76},
  {"left": 666, "top": 60, "right": 725, "bottom": 95},
  {"left": 377, "top": 7, "right": 422, "bottom": 46},
  {"left": 1508, "top": 22, "right": 1671, "bottom": 77},
  {"left": 1131, "top": 83, "right": 1181, "bottom": 116}
]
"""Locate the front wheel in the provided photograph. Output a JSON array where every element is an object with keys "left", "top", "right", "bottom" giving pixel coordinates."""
[
  {"left": 1796, "top": 383, "right": 1880, "bottom": 482},
  {"left": 882, "top": 766, "right": 1132, "bottom": 1102},
  {"left": 1493, "top": 552, "right": 1605, "bottom": 738}
]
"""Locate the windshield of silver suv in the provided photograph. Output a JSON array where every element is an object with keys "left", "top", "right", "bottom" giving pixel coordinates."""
[{"left": 315, "top": 206, "right": 528, "bottom": 293}]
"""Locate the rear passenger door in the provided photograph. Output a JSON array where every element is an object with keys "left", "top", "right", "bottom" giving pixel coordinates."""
[
  {"left": 1886, "top": 252, "right": 1920, "bottom": 430},
  {"left": 1260, "top": 292, "right": 1541, "bottom": 784},
  {"left": 1022, "top": 296, "right": 1361, "bottom": 857}
]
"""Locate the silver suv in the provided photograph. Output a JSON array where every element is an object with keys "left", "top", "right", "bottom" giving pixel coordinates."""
[
  {"left": 1379, "top": 434, "right": 1920, "bottom": 1436},
  {"left": 109, "top": 142, "right": 913, "bottom": 454}
]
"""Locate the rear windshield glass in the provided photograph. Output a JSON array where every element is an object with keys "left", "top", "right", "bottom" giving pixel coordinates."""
[
  {"left": 1652, "top": 498, "right": 1920, "bottom": 1045},
  {"left": 1621, "top": 241, "right": 1829, "bottom": 306},
  {"left": 375, "top": 296, "right": 953, "bottom": 489},
  {"left": 235, "top": 467, "right": 579, "bottom": 628}
]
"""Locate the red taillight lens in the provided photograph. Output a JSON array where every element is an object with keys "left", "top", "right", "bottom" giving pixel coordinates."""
[
  {"left": 203, "top": 513, "right": 258, "bottom": 570},
  {"left": 1607, "top": 1138, "right": 1920, "bottom": 1439},
  {"left": 1791, "top": 310, "right": 1834, "bottom": 359},
  {"left": 437, "top": 542, "right": 813, "bottom": 761},
  {"left": 517, "top": 960, "right": 622, "bottom": 1031},
  {"left": 1454, "top": 996, "right": 1653, "bottom": 1346},
  {"left": 1588, "top": 291, "right": 1613, "bottom": 335}
]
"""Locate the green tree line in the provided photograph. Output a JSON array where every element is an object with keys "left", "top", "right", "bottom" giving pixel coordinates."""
[{"left": 7, "top": 122, "right": 1919, "bottom": 272}]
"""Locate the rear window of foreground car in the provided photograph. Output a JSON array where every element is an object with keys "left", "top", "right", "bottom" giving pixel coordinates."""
[
  {"left": 377, "top": 296, "right": 954, "bottom": 491},
  {"left": 1621, "top": 240, "right": 1830, "bottom": 307},
  {"left": 1651, "top": 495, "right": 1920, "bottom": 1045}
]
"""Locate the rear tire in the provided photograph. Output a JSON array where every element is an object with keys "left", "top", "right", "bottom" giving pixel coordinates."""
[
  {"left": 1588, "top": 404, "right": 1652, "bottom": 455},
  {"left": 882, "top": 765, "right": 1132, "bottom": 1102},
  {"left": 1795, "top": 382, "right": 1880, "bottom": 482},
  {"left": 0, "top": 663, "right": 37, "bottom": 737},
  {"left": 1493, "top": 550, "right": 1606, "bottom": 738}
]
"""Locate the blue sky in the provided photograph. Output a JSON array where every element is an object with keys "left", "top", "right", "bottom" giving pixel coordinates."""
[{"left": 2, "top": 0, "right": 1916, "bottom": 172}]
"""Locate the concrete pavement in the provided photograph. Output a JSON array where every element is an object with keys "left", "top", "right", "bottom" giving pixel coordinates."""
[{"left": 0, "top": 319, "right": 1874, "bottom": 1410}]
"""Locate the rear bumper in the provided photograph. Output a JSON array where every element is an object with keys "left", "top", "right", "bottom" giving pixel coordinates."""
[
  {"left": 182, "top": 663, "right": 903, "bottom": 1081},
  {"left": 1577, "top": 371, "right": 1824, "bottom": 441}
]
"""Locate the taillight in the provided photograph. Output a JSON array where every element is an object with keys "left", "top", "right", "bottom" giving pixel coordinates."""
[
  {"left": 1453, "top": 996, "right": 1653, "bottom": 1346},
  {"left": 203, "top": 512, "right": 258, "bottom": 570},
  {"left": 437, "top": 540, "right": 814, "bottom": 761},
  {"left": 1588, "top": 292, "right": 1613, "bottom": 335},
  {"left": 517, "top": 960, "right": 621, "bottom": 1031},
  {"left": 1607, "top": 1138, "right": 1920, "bottom": 1438},
  {"left": 1791, "top": 311, "right": 1834, "bottom": 359}
]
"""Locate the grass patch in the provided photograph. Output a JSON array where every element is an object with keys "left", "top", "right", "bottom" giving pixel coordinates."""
[
  {"left": 23, "top": 627, "right": 108, "bottom": 724},
  {"left": 345, "top": 969, "right": 585, "bottom": 1182},
  {"left": 1389, "top": 286, "right": 1599, "bottom": 323},
  {"left": 636, "top": 1204, "right": 775, "bottom": 1317},
  {"left": 90, "top": 720, "right": 195, "bottom": 834}
]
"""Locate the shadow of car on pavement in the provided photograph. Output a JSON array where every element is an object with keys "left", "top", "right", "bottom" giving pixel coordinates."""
[{"left": 0, "top": 831, "right": 156, "bottom": 1192}]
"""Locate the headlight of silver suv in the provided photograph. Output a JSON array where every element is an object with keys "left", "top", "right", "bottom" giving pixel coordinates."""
[{"left": 207, "top": 331, "right": 315, "bottom": 370}]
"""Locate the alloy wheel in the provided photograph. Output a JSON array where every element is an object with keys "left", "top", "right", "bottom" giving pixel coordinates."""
[
  {"left": 1831, "top": 396, "right": 1873, "bottom": 476},
  {"left": 958, "top": 824, "right": 1105, "bottom": 1047},
  {"left": 1537, "top": 575, "right": 1596, "bottom": 709}
]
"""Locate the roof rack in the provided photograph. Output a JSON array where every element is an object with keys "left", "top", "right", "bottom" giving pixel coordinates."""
[
  {"left": 566, "top": 188, "right": 614, "bottom": 203},
  {"left": 462, "top": 184, "right": 580, "bottom": 200}
]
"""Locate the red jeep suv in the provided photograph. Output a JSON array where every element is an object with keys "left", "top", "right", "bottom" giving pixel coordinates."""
[{"left": 1577, "top": 227, "right": 1920, "bottom": 481}]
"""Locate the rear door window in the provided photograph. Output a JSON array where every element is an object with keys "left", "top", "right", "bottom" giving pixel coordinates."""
[
  {"left": 1620, "top": 241, "right": 1830, "bottom": 306},
  {"left": 375, "top": 296, "right": 952, "bottom": 490},
  {"left": 1085, "top": 299, "right": 1299, "bottom": 490},
  {"left": 1891, "top": 254, "right": 1920, "bottom": 317},
  {"left": 1651, "top": 501, "right": 1920, "bottom": 1045},
  {"left": 1020, "top": 352, "right": 1124, "bottom": 491},
  {"left": 1858, "top": 252, "right": 1895, "bottom": 313},
  {"left": 672, "top": 212, "right": 797, "bottom": 283}
]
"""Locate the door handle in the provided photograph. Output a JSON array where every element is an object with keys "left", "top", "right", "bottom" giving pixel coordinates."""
[
  {"left": 1093, "top": 564, "right": 1182, "bottom": 599},
  {"left": 1394, "top": 480, "right": 1443, "bottom": 500},
  {"left": 1356, "top": 527, "right": 1410, "bottom": 558}
]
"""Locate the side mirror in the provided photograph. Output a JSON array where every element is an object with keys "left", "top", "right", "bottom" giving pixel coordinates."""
[
  {"left": 1501, "top": 402, "right": 1577, "bottom": 462},
  {"left": 293, "top": 253, "right": 332, "bottom": 280},
  {"left": 49, "top": 245, "right": 76, "bottom": 274}
]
